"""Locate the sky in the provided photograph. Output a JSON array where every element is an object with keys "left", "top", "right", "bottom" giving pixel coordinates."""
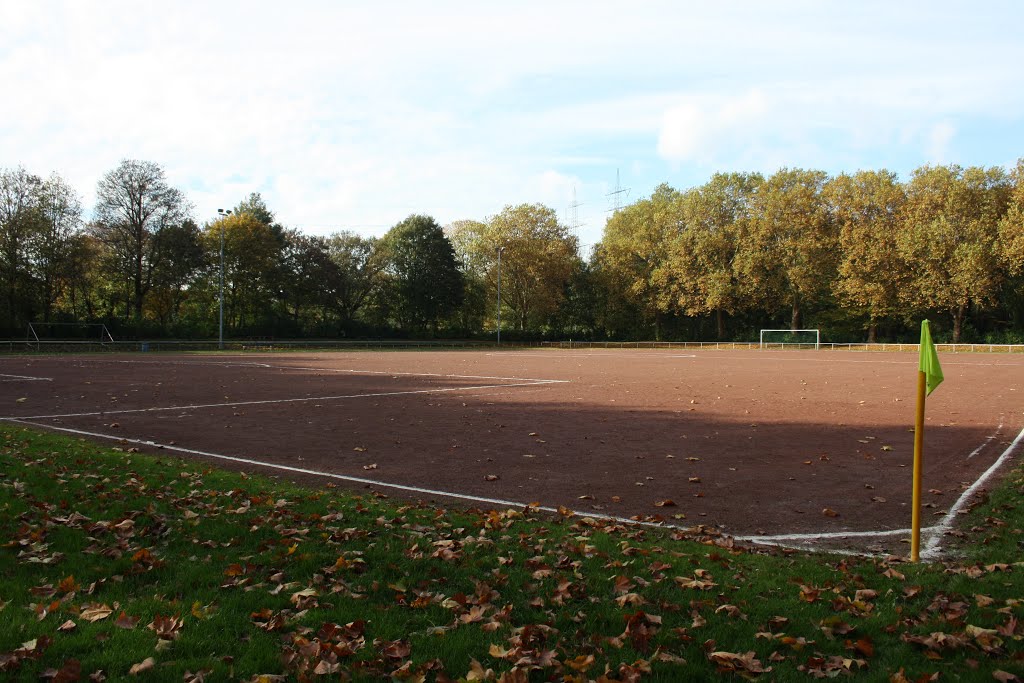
[{"left": 2, "top": 1, "right": 1023, "bottom": 252}]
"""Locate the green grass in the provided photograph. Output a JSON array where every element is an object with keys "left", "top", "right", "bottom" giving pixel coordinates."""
[{"left": 1, "top": 424, "right": 1022, "bottom": 681}]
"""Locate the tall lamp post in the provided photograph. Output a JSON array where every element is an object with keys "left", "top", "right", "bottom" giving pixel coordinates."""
[
  {"left": 216, "top": 208, "right": 232, "bottom": 350},
  {"left": 496, "top": 246, "right": 504, "bottom": 345}
]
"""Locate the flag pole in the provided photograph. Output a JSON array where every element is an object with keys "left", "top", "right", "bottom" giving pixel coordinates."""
[
  {"left": 911, "top": 319, "right": 943, "bottom": 563},
  {"left": 911, "top": 368, "right": 927, "bottom": 562}
]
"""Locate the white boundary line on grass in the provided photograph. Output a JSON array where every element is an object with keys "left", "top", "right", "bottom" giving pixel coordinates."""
[
  {"left": 7, "top": 420, "right": 676, "bottom": 532},
  {"left": 0, "top": 373, "right": 52, "bottom": 381},
  {"left": 0, "top": 379, "right": 567, "bottom": 421},
  {"left": 921, "top": 425, "right": 1024, "bottom": 559},
  {"left": 12, "top": 420, "right": 896, "bottom": 559}
]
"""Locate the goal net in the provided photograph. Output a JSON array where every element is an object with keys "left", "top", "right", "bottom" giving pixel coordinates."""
[
  {"left": 27, "top": 322, "right": 115, "bottom": 344},
  {"left": 759, "top": 329, "right": 820, "bottom": 350}
]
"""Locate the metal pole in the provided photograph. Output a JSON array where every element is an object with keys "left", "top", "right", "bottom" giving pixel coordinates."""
[
  {"left": 219, "top": 225, "right": 224, "bottom": 350},
  {"left": 496, "top": 247, "right": 503, "bottom": 345},
  {"left": 217, "top": 208, "right": 231, "bottom": 350}
]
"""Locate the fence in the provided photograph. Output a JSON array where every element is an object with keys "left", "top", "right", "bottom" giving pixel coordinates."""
[{"left": 2, "top": 339, "right": 1023, "bottom": 354}]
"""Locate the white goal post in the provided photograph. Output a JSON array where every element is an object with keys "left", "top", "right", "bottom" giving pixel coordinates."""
[
  {"left": 27, "top": 322, "right": 115, "bottom": 344},
  {"left": 759, "top": 329, "right": 820, "bottom": 350}
]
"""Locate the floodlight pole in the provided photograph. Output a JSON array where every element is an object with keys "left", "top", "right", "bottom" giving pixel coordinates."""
[
  {"left": 217, "top": 208, "right": 232, "bottom": 350},
  {"left": 496, "top": 246, "right": 504, "bottom": 345}
]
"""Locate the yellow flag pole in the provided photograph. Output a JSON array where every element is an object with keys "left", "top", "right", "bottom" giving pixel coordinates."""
[{"left": 911, "top": 369, "right": 927, "bottom": 562}]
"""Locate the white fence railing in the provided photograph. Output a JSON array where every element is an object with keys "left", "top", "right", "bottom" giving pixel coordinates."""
[{"left": 2, "top": 339, "right": 1023, "bottom": 354}]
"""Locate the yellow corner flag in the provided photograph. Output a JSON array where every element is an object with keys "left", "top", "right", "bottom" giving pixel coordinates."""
[
  {"left": 918, "top": 320, "right": 944, "bottom": 396},
  {"left": 911, "top": 320, "right": 943, "bottom": 562}
]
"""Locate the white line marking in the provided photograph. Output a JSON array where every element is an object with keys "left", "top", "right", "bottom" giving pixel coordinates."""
[
  {"left": 0, "top": 373, "right": 52, "bottom": 381},
  {"left": 0, "top": 379, "right": 565, "bottom": 421},
  {"left": 743, "top": 539, "right": 886, "bottom": 558},
  {"left": 735, "top": 526, "right": 932, "bottom": 542},
  {"left": 9, "top": 420, "right": 925, "bottom": 558},
  {"left": 921, "top": 425, "right": 1024, "bottom": 560},
  {"left": 32, "top": 357, "right": 566, "bottom": 384},
  {"left": 8, "top": 420, "right": 681, "bottom": 531},
  {"left": 967, "top": 423, "right": 1002, "bottom": 459},
  {"left": 486, "top": 352, "right": 698, "bottom": 359}
]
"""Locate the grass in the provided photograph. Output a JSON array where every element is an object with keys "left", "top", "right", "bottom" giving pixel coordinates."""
[{"left": 1, "top": 423, "right": 1022, "bottom": 681}]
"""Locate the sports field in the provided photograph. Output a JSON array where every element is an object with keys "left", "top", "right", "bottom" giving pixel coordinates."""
[{"left": 2, "top": 348, "right": 1021, "bottom": 556}]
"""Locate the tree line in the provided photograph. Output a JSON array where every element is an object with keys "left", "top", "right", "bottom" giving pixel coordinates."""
[{"left": 1, "top": 158, "right": 1022, "bottom": 343}]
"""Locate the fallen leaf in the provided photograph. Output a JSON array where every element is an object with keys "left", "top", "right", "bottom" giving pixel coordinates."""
[
  {"left": 129, "top": 658, "right": 155, "bottom": 675},
  {"left": 654, "top": 500, "right": 676, "bottom": 507},
  {"left": 362, "top": 463, "right": 377, "bottom": 470},
  {"left": 822, "top": 508, "right": 840, "bottom": 518},
  {"left": 484, "top": 474, "right": 499, "bottom": 481},
  {"left": 80, "top": 605, "right": 113, "bottom": 623}
]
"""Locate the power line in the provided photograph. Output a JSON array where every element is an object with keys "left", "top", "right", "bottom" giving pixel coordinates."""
[{"left": 606, "top": 168, "right": 630, "bottom": 212}]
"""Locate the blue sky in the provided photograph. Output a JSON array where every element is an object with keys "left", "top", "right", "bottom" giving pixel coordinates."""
[{"left": 2, "top": 1, "right": 1022, "bottom": 251}]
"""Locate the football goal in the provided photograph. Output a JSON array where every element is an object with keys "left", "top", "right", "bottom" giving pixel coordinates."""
[
  {"left": 27, "top": 322, "right": 115, "bottom": 344},
  {"left": 759, "top": 329, "right": 820, "bottom": 350}
]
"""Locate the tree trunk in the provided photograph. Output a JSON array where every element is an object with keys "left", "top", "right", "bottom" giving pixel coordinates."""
[
  {"left": 716, "top": 308, "right": 725, "bottom": 340},
  {"left": 790, "top": 297, "right": 801, "bottom": 331},
  {"left": 867, "top": 324, "right": 877, "bottom": 343},
  {"left": 952, "top": 302, "right": 966, "bottom": 344}
]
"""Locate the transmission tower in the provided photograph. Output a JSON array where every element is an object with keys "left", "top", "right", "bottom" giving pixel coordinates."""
[
  {"left": 567, "top": 185, "right": 583, "bottom": 235},
  {"left": 606, "top": 168, "right": 631, "bottom": 212}
]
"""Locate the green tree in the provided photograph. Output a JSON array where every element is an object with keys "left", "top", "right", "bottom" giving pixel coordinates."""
[
  {"left": 596, "top": 185, "right": 681, "bottom": 339},
  {"left": 657, "top": 173, "right": 762, "bottom": 339},
  {"left": 454, "top": 205, "right": 579, "bottom": 333},
  {"left": 326, "top": 232, "right": 384, "bottom": 328},
  {"left": 379, "top": 215, "right": 463, "bottom": 333},
  {"left": 826, "top": 170, "right": 909, "bottom": 342},
  {"left": 998, "top": 159, "right": 1024, "bottom": 276},
  {"left": 0, "top": 166, "right": 44, "bottom": 333},
  {"left": 91, "top": 160, "right": 192, "bottom": 325},
  {"left": 35, "top": 173, "right": 84, "bottom": 323},
  {"left": 899, "top": 164, "right": 1011, "bottom": 342},
  {"left": 204, "top": 212, "right": 283, "bottom": 334},
  {"left": 280, "top": 231, "right": 341, "bottom": 331},
  {"left": 146, "top": 219, "right": 204, "bottom": 328},
  {"left": 738, "top": 168, "right": 836, "bottom": 330}
]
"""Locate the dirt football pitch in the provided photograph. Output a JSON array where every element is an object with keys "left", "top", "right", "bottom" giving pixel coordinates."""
[{"left": 2, "top": 348, "right": 1022, "bottom": 556}]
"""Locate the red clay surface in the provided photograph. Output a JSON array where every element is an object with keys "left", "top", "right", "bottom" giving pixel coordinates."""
[{"left": 2, "top": 349, "right": 1022, "bottom": 544}]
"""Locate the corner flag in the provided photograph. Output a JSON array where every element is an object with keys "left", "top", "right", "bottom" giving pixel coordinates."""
[
  {"left": 918, "top": 320, "right": 944, "bottom": 395},
  {"left": 911, "top": 319, "right": 943, "bottom": 562}
]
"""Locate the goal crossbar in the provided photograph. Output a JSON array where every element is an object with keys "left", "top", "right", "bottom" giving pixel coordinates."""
[{"left": 759, "top": 329, "right": 820, "bottom": 350}]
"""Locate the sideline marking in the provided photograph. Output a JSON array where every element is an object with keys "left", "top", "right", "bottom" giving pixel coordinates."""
[
  {"left": 7, "top": 421, "right": 677, "bottom": 532},
  {"left": 922, "top": 425, "right": 1024, "bottom": 559},
  {"left": 735, "top": 526, "right": 931, "bottom": 542},
  {"left": 0, "top": 373, "right": 52, "bottom": 381},
  {"left": 967, "top": 423, "right": 1002, "bottom": 459},
  {"left": 8, "top": 420, "right": 928, "bottom": 557},
  {"left": 0, "top": 379, "right": 566, "bottom": 421}
]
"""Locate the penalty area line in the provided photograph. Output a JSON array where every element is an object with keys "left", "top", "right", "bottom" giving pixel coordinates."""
[
  {"left": 0, "top": 373, "right": 52, "bottom": 381},
  {"left": 0, "top": 380, "right": 565, "bottom": 421}
]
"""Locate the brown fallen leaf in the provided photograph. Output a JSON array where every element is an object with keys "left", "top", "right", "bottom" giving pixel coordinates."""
[
  {"left": 822, "top": 508, "right": 840, "bottom": 518},
  {"left": 129, "top": 658, "right": 155, "bottom": 675},
  {"left": 484, "top": 474, "right": 499, "bottom": 481},
  {"left": 654, "top": 500, "right": 676, "bottom": 507},
  {"left": 115, "top": 612, "right": 140, "bottom": 629},
  {"left": 80, "top": 605, "right": 113, "bottom": 623},
  {"left": 57, "top": 619, "right": 77, "bottom": 632},
  {"left": 362, "top": 463, "right": 377, "bottom": 470},
  {"left": 688, "top": 477, "right": 701, "bottom": 483}
]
